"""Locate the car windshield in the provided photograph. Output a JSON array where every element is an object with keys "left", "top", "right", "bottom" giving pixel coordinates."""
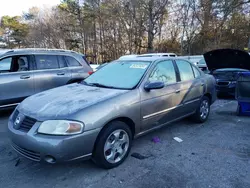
[{"left": 84, "top": 60, "right": 151, "bottom": 89}]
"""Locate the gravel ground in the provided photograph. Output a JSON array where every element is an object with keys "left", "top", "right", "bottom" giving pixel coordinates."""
[{"left": 0, "top": 99, "right": 249, "bottom": 188}]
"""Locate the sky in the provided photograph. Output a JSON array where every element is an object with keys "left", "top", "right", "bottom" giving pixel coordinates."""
[{"left": 0, "top": 0, "right": 61, "bottom": 17}]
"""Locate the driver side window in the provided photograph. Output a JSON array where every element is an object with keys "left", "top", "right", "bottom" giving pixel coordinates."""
[
  {"left": 0, "top": 57, "right": 12, "bottom": 72},
  {"left": 0, "top": 56, "right": 30, "bottom": 73},
  {"left": 149, "top": 60, "right": 177, "bottom": 85}
]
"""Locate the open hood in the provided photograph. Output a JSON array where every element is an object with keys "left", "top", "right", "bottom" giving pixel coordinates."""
[{"left": 204, "top": 49, "right": 250, "bottom": 71}]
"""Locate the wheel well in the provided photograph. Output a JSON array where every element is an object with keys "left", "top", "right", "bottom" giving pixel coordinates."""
[
  {"left": 92, "top": 117, "right": 136, "bottom": 154},
  {"left": 204, "top": 93, "right": 212, "bottom": 103},
  {"left": 101, "top": 117, "right": 135, "bottom": 138},
  {"left": 113, "top": 117, "right": 136, "bottom": 137}
]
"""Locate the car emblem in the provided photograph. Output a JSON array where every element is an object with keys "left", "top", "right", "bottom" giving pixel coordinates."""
[
  {"left": 14, "top": 114, "right": 24, "bottom": 129},
  {"left": 15, "top": 117, "right": 21, "bottom": 125}
]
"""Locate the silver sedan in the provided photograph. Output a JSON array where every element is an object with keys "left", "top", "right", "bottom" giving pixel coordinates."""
[{"left": 8, "top": 57, "right": 216, "bottom": 169}]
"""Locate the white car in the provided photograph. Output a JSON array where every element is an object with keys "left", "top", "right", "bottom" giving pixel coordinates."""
[
  {"left": 0, "top": 42, "right": 7, "bottom": 48},
  {"left": 178, "top": 55, "right": 203, "bottom": 66},
  {"left": 90, "top": 64, "right": 100, "bottom": 72},
  {"left": 119, "top": 53, "right": 177, "bottom": 60},
  {"left": 118, "top": 54, "right": 139, "bottom": 60},
  {"left": 138, "top": 53, "right": 177, "bottom": 57}
]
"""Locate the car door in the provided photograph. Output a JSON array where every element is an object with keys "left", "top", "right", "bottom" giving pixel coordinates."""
[
  {"left": 33, "top": 54, "right": 71, "bottom": 93},
  {"left": 175, "top": 60, "right": 204, "bottom": 115},
  {"left": 0, "top": 55, "right": 34, "bottom": 107},
  {"left": 140, "top": 60, "right": 182, "bottom": 132}
]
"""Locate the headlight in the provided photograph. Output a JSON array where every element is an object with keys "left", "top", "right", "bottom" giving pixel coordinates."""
[
  {"left": 231, "top": 81, "right": 237, "bottom": 84},
  {"left": 38, "top": 120, "right": 84, "bottom": 135}
]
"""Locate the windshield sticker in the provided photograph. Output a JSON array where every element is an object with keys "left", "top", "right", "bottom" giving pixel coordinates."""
[{"left": 130, "top": 64, "right": 148, "bottom": 69}]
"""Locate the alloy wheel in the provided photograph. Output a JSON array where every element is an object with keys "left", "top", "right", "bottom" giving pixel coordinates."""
[
  {"left": 104, "top": 129, "right": 129, "bottom": 164},
  {"left": 200, "top": 100, "right": 209, "bottom": 120}
]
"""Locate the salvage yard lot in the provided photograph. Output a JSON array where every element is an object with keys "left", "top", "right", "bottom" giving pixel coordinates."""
[{"left": 0, "top": 99, "right": 250, "bottom": 188}]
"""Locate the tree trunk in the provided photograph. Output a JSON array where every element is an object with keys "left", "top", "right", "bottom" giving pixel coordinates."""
[
  {"left": 200, "top": 0, "right": 212, "bottom": 51},
  {"left": 93, "top": 21, "right": 97, "bottom": 63},
  {"left": 147, "top": 0, "right": 154, "bottom": 52}
]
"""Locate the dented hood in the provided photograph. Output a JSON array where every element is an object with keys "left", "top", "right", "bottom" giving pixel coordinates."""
[
  {"left": 18, "top": 83, "right": 129, "bottom": 120},
  {"left": 204, "top": 49, "right": 250, "bottom": 71}
]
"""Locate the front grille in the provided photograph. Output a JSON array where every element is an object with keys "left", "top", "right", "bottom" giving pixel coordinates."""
[
  {"left": 19, "top": 116, "right": 37, "bottom": 132},
  {"left": 217, "top": 81, "right": 230, "bottom": 86},
  {"left": 11, "top": 142, "right": 41, "bottom": 161}
]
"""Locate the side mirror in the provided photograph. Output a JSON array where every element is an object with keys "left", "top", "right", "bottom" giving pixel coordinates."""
[{"left": 144, "top": 81, "right": 165, "bottom": 91}]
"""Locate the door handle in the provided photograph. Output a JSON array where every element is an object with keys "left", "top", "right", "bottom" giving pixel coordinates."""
[
  {"left": 175, "top": 89, "right": 181, "bottom": 93},
  {"left": 20, "top": 75, "right": 30, "bottom": 79},
  {"left": 57, "top": 72, "right": 65, "bottom": 76},
  {"left": 201, "top": 83, "right": 205, "bottom": 86}
]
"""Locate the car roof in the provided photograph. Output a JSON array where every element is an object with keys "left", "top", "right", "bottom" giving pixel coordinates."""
[
  {"left": 138, "top": 53, "right": 177, "bottom": 56},
  {"left": 119, "top": 54, "right": 138, "bottom": 59},
  {"left": 0, "top": 48, "right": 85, "bottom": 57},
  {"left": 119, "top": 53, "right": 177, "bottom": 59},
  {"left": 0, "top": 49, "right": 12, "bottom": 56},
  {"left": 116, "top": 56, "right": 191, "bottom": 62}
]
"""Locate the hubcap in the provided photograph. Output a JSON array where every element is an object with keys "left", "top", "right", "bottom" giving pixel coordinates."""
[
  {"left": 200, "top": 100, "right": 209, "bottom": 119},
  {"left": 104, "top": 129, "right": 129, "bottom": 164}
]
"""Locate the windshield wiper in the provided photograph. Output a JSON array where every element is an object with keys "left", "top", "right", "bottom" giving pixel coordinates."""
[
  {"left": 87, "top": 82, "right": 116, "bottom": 89},
  {"left": 82, "top": 81, "right": 128, "bottom": 90}
]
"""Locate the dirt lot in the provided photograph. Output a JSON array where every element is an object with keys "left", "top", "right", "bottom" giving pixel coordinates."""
[{"left": 0, "top": 99, "right": 250, "bottom": 188}]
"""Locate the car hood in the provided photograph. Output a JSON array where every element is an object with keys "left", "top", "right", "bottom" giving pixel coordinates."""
[
  {"left": 18, "top": 83, "right": 129, "bottom": 120},
  {"left": 204, "top": 49, "right": 250, "bottom": 71}
]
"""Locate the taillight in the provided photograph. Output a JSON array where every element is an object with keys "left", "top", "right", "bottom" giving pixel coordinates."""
[{"left": 88, "top": 71, "right": 94, "bottom": 75}]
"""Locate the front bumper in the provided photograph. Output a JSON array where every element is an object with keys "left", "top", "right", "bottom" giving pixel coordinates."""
[
  {"left": 8, "top": 114, "right": 101, "bottom": 163},
  {"left": 216, "top": 81, "right": 236, "bottom": 95}
]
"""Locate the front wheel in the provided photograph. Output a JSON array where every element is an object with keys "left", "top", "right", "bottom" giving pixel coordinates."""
[
  {"left": 192, "top": 96, "right": 210, "bottom": 123},
  {"left": 92, "top": 121, "right": 132, "bottom": 169}
]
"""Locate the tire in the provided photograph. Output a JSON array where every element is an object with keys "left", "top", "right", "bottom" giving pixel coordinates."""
[
  {"left": 92, "top": 121, "right": 132, "bottom": 169},
  {"left": 192, "top": 96, "right": 210, "bottom": 123}
]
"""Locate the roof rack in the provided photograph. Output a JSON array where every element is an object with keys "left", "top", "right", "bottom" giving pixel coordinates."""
[
  {"left": 3, "top": 50, "right": 15, "bottom": 54},
  {"left": 3, "top": 48, "right": 79, "bottom": 54}
]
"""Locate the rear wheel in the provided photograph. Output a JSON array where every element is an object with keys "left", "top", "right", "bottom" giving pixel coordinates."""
[
  {"left": 192, "top": 96, "right": 210, "bottom": 123},
  {"left": 92, "top": 121, "right": 132, "bottom": 169}
]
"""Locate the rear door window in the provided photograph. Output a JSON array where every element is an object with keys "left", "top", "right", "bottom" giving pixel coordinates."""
[
  {"left": 57, "top": 56, "right": 67, "bottom": 68},
  {"left": 176, "top": 60, "right": 195, "bottom": 81},
  {"left": 64, "top": 56, "right": 81, "bottom": 67},
  {"left": 35, "top": 55, "right": 59, "bottom": 70}
]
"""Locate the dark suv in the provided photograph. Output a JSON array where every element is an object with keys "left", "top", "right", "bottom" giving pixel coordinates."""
[{"left": 0, "top": 48, "right": 93, "bottom": 109}]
